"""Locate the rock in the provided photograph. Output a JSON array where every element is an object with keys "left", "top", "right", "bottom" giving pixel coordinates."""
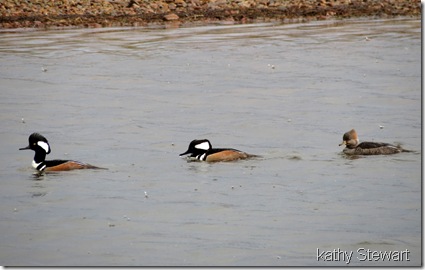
[
  {"left": 164, "top": 13, "right": 179, "bottom": 21},
  {"left": 175, "top": 0, "right": 187, "bottom": 7},
  {"left": 168, "top": 3, "right": 176, "bottom": 10}
]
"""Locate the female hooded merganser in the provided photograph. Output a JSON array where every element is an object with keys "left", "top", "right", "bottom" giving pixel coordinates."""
[
  {"left": 20, "top": 133, "right": 105, "bottom": 172},
  {"left": 339, "top": 129, "right": 411, "bottom": 155},
  {"left": 180, "top": 139, "right": 258, "bottom": 162}
]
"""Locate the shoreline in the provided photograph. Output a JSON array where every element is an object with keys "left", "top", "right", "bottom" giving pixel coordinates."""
[{"left": 0, "top": 0, "right": 421, "bottom": 29}]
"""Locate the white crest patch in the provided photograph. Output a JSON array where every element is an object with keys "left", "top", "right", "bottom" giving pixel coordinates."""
[
  {"left": 37, "top": 141, "right": 50, "bottom": 153},
  {"left": 195, "top": 141, "right": 210, "bottom": 151}
]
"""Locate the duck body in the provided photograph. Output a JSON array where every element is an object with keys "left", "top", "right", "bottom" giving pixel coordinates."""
[
  {"left": 32, "top": 159, "right": 101, "bottom": 172},
  {"left": 20, "top": 133, "right": 105, "bottom": 172},
  {"left": 342, "top": 141, "right": 404, "bottom": 155},
  {"left": 339, "top": 129, "right": 410, "bottom": 155},
  {"left": 180, "top": 139, "right": 258, "bottom": 162}
]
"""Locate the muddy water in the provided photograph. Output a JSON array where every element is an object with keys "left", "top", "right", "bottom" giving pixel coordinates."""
[{"left": 0, "top": 18, "right": 421, "bottom": 266}]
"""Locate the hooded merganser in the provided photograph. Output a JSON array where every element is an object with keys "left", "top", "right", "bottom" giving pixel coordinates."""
[
  {"left": 339, "top": 129, "right": 411, "bottom": 155},
  {"left": 20, "top": 133, "right": 105, "bottom": 172},
  {"left": 180, "top": 139, "right": 258, "bottom": 162}
]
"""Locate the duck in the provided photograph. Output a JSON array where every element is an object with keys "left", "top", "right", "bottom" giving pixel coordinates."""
[
  {"left": 20, "top": 132, "right": 105, "bottom": 172},
  {"left": 180, "top": 139, "right": 258, "bottom": 162},
  {"left": 339, "top": 129, "right": 411, "bottom": 155}
]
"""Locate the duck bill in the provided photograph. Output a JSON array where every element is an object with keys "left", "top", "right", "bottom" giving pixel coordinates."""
[
  {"left": 338, "top": 141, "right": 346, "bottom": 146},
  {"left": 19, "top": 145, "right": 30, "bottom": 150},
  {"left": 179, "top": 150, "right": 190, "bottom": 156}
]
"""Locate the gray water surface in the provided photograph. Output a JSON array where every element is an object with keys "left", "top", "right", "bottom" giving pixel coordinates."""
[{"left": 0, "top": 18, "right": 421, "bottom": 266}]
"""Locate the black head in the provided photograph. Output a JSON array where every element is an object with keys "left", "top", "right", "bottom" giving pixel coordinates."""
[
  {"left": 19, "top": 133, "right": 51, "bottom": 154},
  {"left": 180, "top": 139, "right": 212, "bottom": 157}
]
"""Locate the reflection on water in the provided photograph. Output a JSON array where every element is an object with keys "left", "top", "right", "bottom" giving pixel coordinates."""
[
  {"left": 31, "top": 172, "right": 45, "bottom": 181},
  {"left": 30, "top": 181, "right": 47, "bottom": 198},
  {"left": 0, "top": 18, "right": 421, "bottom": 266}
]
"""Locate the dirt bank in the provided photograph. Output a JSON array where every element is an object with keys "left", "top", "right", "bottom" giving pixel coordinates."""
[{"left": 0, "top": 0, "right": 421, "bottom": 29}]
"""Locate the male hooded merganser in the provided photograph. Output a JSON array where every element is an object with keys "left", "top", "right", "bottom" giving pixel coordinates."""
[
  {"left": 339, "top": 129, "right": 411, "bottom": 155},
  {"left": 180, "top": 139, "right": 258, "bottom": 162},
  {"left": 20, "top": 133, "right": 105, "bottom": 172}
]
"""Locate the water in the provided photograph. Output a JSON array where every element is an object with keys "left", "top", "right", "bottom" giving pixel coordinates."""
[{"left": 0, "top": 18, "right": 421, "bottom": 266}]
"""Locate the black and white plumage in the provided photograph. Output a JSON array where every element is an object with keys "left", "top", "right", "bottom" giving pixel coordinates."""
[
  {"left": 180, "top": 139, "right": 258, "bottom": 162},
  {"left": 20, "top": 133, "right": 105, "bottom": 172}
]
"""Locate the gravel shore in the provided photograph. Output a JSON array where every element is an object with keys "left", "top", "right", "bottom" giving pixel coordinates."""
[{"left": 0, "top": 0, "right": 421, "bottom": 29}]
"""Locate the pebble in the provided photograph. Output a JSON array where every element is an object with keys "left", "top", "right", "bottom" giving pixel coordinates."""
[{"left": 164, "top": 13, "right": 179, "bottom": 21}]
